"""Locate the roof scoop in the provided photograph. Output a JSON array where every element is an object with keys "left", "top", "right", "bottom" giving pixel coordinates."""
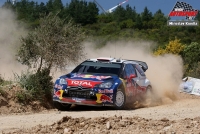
[{"left": 97, "top": 57, "right": 115, "bottom": 62}]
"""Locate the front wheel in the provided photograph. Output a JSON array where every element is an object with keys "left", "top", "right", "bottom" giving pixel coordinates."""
[
  {"left": 53, "top": 101, "right": 71, "bottom": 111},
  {"left": 114, "top": 88, "right": 126, "bottom": 110}
]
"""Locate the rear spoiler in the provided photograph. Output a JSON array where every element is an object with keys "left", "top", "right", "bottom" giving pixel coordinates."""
[{"left": 124, "top": 60, "right": 148, "bottom": 72}]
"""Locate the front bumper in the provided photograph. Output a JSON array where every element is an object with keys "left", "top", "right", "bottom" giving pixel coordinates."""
[
  {"left": 53, "top": 97, "right": 114, "bottom": 106},
  {"left": 53, "top": 88, "right": 115, "bottom": 106}
]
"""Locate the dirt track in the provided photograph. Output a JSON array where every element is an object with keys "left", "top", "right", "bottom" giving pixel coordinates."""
[{"left": 0, "top": 92, "right": 200, "bottom": 134}]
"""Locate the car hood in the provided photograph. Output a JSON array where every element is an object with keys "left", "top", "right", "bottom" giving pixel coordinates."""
[{"left": 64, "top": 73, "right": 118, "bottom": 88}]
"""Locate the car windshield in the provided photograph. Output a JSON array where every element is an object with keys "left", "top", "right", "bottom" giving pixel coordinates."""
[{"left": 71, "top": 61, "right": 122, "bottom": 76}]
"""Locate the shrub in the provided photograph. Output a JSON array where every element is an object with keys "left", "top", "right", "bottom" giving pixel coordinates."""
[
  {"left": 154, "top": 38, "right": 185, "bottom": 56},
  {"left": 15, "top": 90, "right": 34, "bottom": 104},
  {"left": 184, "top": 62, "right": 200, "bottom": 78},
  {"left": 14, "top": 68, "right": 53, "bottom": 105}
]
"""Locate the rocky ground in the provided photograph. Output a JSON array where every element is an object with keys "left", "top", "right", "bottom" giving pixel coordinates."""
[
  {"left": 8, "top": 116, "right": 200, "bottom": 134},
  {"left": 0, "top": 89, "right": 200, "bottom": 134}
]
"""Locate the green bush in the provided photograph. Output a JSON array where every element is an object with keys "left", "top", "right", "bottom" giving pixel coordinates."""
[
  {"left": 14, "top": 68, "right": 53, "bottom": 105},
  {"left": 15, "top": 90, "right": 34, "bottom": 104},
  {"left": 184, "top": 62, "right": 200, "bottom": 78}
]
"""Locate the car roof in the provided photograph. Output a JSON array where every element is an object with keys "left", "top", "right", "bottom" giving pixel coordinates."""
[{"left": 86, "top": 57, "right": 139, "bottom": 65}]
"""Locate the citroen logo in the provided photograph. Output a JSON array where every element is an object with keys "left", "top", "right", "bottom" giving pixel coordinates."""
[{"left": 78, "top": 84, "right": 82, "bottom": 90}]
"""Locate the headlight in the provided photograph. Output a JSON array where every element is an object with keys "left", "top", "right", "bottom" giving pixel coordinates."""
[
  {"left": 59, "top": 78, "right": 67, "bottom": 85},
  {"left": 99, "top": 81, "right": 113, "bottom": 88}
]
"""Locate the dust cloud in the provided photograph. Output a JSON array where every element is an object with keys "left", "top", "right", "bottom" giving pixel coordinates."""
[
  {"left": 0, "top": 8, "right": 27, "bottom": 80},
  {"left": 83, "top": 40, "right": 184, "bottom": 104}
]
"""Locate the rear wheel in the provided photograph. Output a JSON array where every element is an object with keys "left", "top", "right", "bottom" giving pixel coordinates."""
[
  {"left": 114, "top": 88, "right": 126, "bottom": 110},
  {"left": 53, "top": 101, "right": 71, "bottom": 111}
]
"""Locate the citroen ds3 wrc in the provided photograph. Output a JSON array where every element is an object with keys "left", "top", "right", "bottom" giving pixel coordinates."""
[{"left": 53, "top": 57, "right": 152, "bottom": 110}]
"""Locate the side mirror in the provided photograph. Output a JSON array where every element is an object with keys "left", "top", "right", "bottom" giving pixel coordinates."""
[{"left": 129, "top": 74, "right": 136, "bottom": 79}]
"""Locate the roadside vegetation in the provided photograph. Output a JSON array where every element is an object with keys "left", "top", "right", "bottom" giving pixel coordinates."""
[{"left": 1, "top": 0, "right": 200, "bottom": 105}]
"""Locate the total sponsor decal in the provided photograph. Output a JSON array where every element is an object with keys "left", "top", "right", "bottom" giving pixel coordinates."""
[
  {"left": 96, "top": 93, "right": 113, "bottom": 103},
  {"left": 72, "top": 74, "right": 111, "bottom": 80},
  {"left": 98, "top": 89, "right": 113, "bottom": 93},
  {"left": 67, "top": 79, "right": 101, "bottom": 88}
]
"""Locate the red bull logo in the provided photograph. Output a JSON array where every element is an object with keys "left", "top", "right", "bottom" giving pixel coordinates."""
[
  {"left": 54, "top": 90, "right": 64, "bottom": 99},
  {"left": 96, "top": 93, "right": 113, "bottom": 103}
]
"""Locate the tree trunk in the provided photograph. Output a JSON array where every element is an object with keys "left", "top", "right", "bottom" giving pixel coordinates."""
[{"left": 37, "top": 57, "right": 43, "bottom": 73}]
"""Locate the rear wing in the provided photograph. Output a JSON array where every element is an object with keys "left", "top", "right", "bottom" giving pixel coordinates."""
[{"left": 124, "top": 60, "right": 148, "bottom": 72}]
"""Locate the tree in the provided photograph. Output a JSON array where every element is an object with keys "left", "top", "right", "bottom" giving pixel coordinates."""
[
  {"left": 152, "top": 9, "right": 167, "bottom": 28},
  {"left": 17, "top": 12, "right": 86, "bottom": 73},
  {"left": 2, "top": 0, "right": 13, "bottom": 9},
  {"left": 51, "top": 0, "right": 65, "bottom": 18},
  {"left": 124, "top": 4, "right": 136, "bottom": 21},
  {"left": 87, "top": 2, "right": 99, "bottom": 24},
  {"left": 38, "top": 2, "right": 48, "bottom": 16},
  {"left": 141, "top": 6, "right": 153, "bottom": 29},
  {"left": 52, "top": 0, "right": 63, "bottom": 11},
  {"left": 134, "top": 14, "right": 142, "bottom": 29},
  {"left": 195, "top": 10, "right": 200, "bottom": 21},
  {"left": 141, "top": 6, "right": 153, "bottom": 22},
  {"left": 182, "top": 42, "right": 200, "bottom": 77},
  {"left": 68, "top": 0, "right": 98, "bottom": 25},
  {"left": 46, "top": 0, "right": 53, "bottom": 13},
  {"left": 113, "top": 6, "right": 126, "bottom": 22},
  {"left": 183, "top": 42, "right": 200, "bottom": 67}
]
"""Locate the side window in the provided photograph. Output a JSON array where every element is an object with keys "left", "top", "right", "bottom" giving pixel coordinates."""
[
  {"left": 123, "top": 64, "right": 136, "bottom": 78},
  {"left": 129, "top": 64, "right": 136, "bottom": 75},
  {"left": 135, "top": 65, "right": 145, "bottom": 76},
  {"left": 78, "top": 66, "right": 85, "bottom": 73},
  {"left": 124, "top": 65, "right": 130, "bottom": 77}
]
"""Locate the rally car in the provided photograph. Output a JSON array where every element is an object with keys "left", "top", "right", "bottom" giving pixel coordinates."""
[{"left": 53, "top": 57, "right": 152, "bottom": 110}]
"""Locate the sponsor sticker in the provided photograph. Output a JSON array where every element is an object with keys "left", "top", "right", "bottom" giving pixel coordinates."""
[
  {"left": 71, "top": 74, "right": 111, "bottom": 80},
  {"left": 96, "top": 93, "right": 113, "bottom": 103},
  {"left": 54, "top": 90, "right": 64, "bottom": 99},
  {"left": 67, "top": 79, "right": 101, "bottom": 88},
  {"left": 72, "top": 98, "right": 86, "bottom": 102},
  {"left": 98, "top": 89, "right": 113, "bottom": 93}
]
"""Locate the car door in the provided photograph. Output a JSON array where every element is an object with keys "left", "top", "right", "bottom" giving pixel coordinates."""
[
  {"left": 123, "top": 64, "right": 137, "bottom": 97},
  {"left": 133, "top": 64, "right": 147, "bottom": 94}
]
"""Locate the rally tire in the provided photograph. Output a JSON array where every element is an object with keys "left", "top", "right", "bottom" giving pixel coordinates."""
[
  {"left": 53, "top": 101, "right": 71, "bottom": 111},
  {"left": 114, "top": 88, "right": 126, "bottom": 110}
]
